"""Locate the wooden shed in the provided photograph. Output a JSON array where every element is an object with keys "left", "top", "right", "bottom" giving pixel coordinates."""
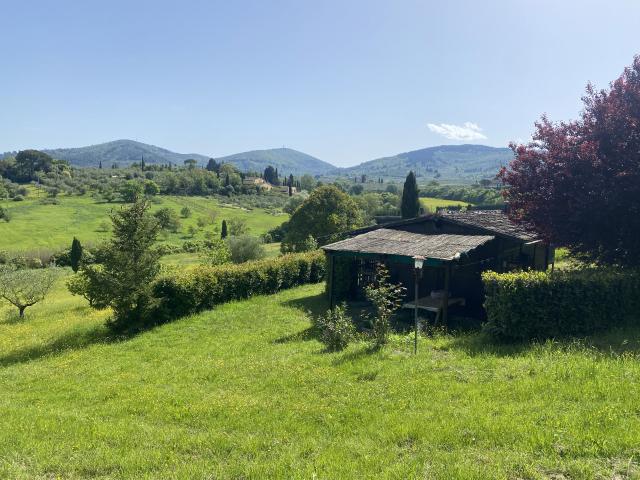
[{"left": 322, "top": 209, "right": 553, "bottom": 322}]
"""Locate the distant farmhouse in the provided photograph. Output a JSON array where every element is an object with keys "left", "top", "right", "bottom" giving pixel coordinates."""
[
  {"left": 242, "top": 176, "right": 272, "bottom": 191},
  {"left": 322, "top": 209, "right": 553, "bottom": 322},
  {"left": 242, "top": 176, "right": 298, "bottom": 195}
]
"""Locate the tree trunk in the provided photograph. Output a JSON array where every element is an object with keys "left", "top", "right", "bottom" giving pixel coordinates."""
[{"left": 19, "top": 306, "right": 25, "bottom": 318}]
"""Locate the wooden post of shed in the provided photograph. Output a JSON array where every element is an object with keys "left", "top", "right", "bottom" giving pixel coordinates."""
[
  {"left": 442, "top": 264, "right": 451, "bottom": 325},
  {"left": 327, "top": 253, "right": 335, "bottom": 310}
]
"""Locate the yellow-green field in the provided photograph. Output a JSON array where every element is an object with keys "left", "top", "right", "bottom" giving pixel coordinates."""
[
  {"left": 0, "top": 194, "right": 287, "bottom": 253},
  {"left": 420, "top": 196, "right": 471, "bottom": 212}
]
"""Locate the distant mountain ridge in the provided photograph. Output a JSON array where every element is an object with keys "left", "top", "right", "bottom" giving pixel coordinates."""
[
  {"left": 339, "top": 144, "right": 513, "bottom": 180},
  {"left": 32, "top": 139, "right": 334, "bottom": 176},
  {"left": 2, "top": 140, "right": 513, "bottom": 181},
  {"left": 42, "top": 140, "right": 210, "bottom": 168},
  {"left": 217, "top": 148, "right": 335, "bottom": 176}
]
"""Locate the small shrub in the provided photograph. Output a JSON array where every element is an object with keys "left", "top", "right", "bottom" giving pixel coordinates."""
[
  {"left": 154, "top": 208, "right": 181, "bottom": 233},
  {"left": 0, "top": 206, "right": 10, "bottom": 222},
  {"left": 12, "top": 195, "right": 24, "bottom": 202},
  {"left": 227, "top": 235, "right": 266, "bottom": 263},
  {"left": 180, "top": 206, "right": 192, "bottom": 218},
  {"left": 25, "top": 257, "right": 43, "bottom": 269},
  {"left": 364, "top": 264, "right": 406, "bottom": 347},
  {"left": 314, "top": 303, "right": 355, "bottom": 351},
  {"left": 155, "top": 243, "right": 182, "bottom": 256}
]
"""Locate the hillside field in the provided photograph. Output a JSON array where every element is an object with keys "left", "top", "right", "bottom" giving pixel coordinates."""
[
  {"left": 1, "top": 276, "right": 639, "bottom": 479},
  {"left": 420, "top": 196, "right": 470, "bottom": 211},
  {"left": 0, "top": 193, "right": 286, "bottom": 253}
]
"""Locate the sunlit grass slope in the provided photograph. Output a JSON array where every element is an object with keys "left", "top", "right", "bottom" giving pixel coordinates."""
[
  {"left": 0, "top": 194, "right": 286, "bottom": 253},
  {"left": 1, "top": 278, "right": 639, "bottom": 478}
]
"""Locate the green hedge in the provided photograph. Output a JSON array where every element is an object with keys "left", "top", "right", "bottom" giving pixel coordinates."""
[
  {"left": 152, "top": 251, "right": 326, "bottom": 322},
  {"left": 482, "top": 269, "right": 640, "bottom": 341}
]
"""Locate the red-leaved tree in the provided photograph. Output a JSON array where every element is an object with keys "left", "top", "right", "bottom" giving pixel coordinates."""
[{"left": 500, "top": 56, "right": 640, "bottom": 266}]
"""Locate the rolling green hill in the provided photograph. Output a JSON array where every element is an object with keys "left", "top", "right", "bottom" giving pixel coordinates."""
[
  {"left": 341, "top": 144, "right": 513, "bottom": 181},
  {"left": 43, "top": 139, "right": 209, "bottom": 168},
  {"left": 4, "top": 140, "right": 514, "bottom": 181},
  {"left": 34, "top": 141, "right": 336, "bottom": 175},
  {"left": 217, "top": 147, "right": 335, "bottom": 176}
]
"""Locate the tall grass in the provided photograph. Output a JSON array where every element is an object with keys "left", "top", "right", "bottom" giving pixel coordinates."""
[{"left": 1, "top": 278, "right": 639, "bottom": 478}]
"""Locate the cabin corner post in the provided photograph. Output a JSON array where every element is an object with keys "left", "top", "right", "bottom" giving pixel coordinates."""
[
  {"left": 442, "top": 264, "right": 451, "bottom": 325},
  {"left": 326, "top": 252, "right": 335, "bottom": 310}
]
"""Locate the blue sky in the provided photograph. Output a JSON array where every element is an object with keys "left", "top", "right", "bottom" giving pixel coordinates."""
[{"left": 1, "top": 0, "right": 639, "bottom": 166}]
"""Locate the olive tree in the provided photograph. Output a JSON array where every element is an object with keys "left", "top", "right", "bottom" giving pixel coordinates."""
[{"left": 0, "top": 266, "right": 58, "bottom": 317}]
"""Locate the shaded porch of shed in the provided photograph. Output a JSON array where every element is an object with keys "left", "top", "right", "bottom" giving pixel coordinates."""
[{"left": 322, "top": 229, "right": 499, "bottom": 325}]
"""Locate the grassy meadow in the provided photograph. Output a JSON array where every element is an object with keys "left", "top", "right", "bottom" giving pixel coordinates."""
[
  {"left": 1, "top": 274, "right": 639, "bottom": 479},
  {"left": 420, "top": 196, "right": 470, "bottom": 212},
  {"left": 0, "top": 193, "right": 286, "bottom": 253}
]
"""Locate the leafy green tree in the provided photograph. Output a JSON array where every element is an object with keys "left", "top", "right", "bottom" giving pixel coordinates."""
[
  {"left": 263, "top": 165, "right": 278, "bottom": 184},
  {"left": 13, "top": 150, "right": 53, "bottom": 182},
  {"left": 400, "top": 171, "right": 420, "bottom": 219},
  {"left": 68, "top": 201, "right": 161, "bottom": 331},
  {"left": 70, "top": 237, "right": 83, "bottom": 273},
  {"left": 154, "top": 208, "right": 181, "bottom": 233},
  {"left": 228, "top": 218, "right": 248, "bottom": 236},
  {"left": 120, "top": 180, "right": 143, "bottom": 203},
  {"left": 0, "top": 266, "right": 58, "bottom": 318},
  {"left": 300, "top": 174, "right": 316, "bottom": 192},
  {"left": 184, "top": 159, "right": 198, "bottom": 169},
  {"left": 349, "top": 184, "right": 364, "bottom": 195},
  {"left": 221, "top": 219, "right": 228, "bottom": 239},
  {"left": 143, "top": 180, "right": 159, "bottom": 196},
  {"left": 206, "top": 158, "right": 220, "bottom": 173},
  {"left": 282, "top": 185, "right": 363, "bottom": 251},
  {"left": 283, "top": 194, "right": 306, "bottom": 215},
  {"left": 227, "top": 235, "right": 266, "bottom": 263}
]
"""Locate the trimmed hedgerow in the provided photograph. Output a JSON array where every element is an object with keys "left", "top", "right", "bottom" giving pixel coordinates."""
[
  {"left": 152, "top": 251, "right": 326, "bottom": 322},
  {"left": 482, "top": 268, "right": 640, "bottom": 341}
]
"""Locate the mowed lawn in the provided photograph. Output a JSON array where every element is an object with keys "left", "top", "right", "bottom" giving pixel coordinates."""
[
  {"left": 420, "top": 196, "right": 470, "bottom": 212},
  {"left": 0, "top": 194, "right": 286, "bottom": 253},
  {"left": 1, "top": 279, "right": 640, "bottom": 479}
]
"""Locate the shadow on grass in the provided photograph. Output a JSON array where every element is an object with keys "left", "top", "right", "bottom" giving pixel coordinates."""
[
  {"left": 0, "top": 324, "right": 135, "bottom": 368},
  {"left": 0, "top": 311, "right": 29, "bottom": 325},
  {"left": 443, "top": 324, "right": 640, "bottom": 358},
  {"left": 273, "top": 326, "right": 317, "bottom": 344},
  {"left": 331, "top": 344, "right": 381, "bottom": 365},
  {"left": 281, "top": 293, "right": 328, "bottom": 317}
]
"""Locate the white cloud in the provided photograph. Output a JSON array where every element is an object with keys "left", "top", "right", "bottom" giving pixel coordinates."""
[{"left": 427, "top": 122, "right": 487, "bottom": 141}]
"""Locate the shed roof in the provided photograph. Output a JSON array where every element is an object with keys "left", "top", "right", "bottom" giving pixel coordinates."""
[
  {"left": 440, "top": 210, "right": 538, "bottom": 241},
  {"left": 322, "top": 229, "right": 494, "bottom": 262}
]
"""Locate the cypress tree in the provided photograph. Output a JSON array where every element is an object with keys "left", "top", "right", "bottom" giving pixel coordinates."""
[
  {"left": 70, "top": 237, "right": 83, "bottom": 273},
  {"left": 98, "top": 160, "right": 102, "bottom": 169},
  {"left": 400, "top": 171, "right": 420, "bottom": 219},
  {"left": 221, "top": 220, "right": 228, "bottom": 239}
]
